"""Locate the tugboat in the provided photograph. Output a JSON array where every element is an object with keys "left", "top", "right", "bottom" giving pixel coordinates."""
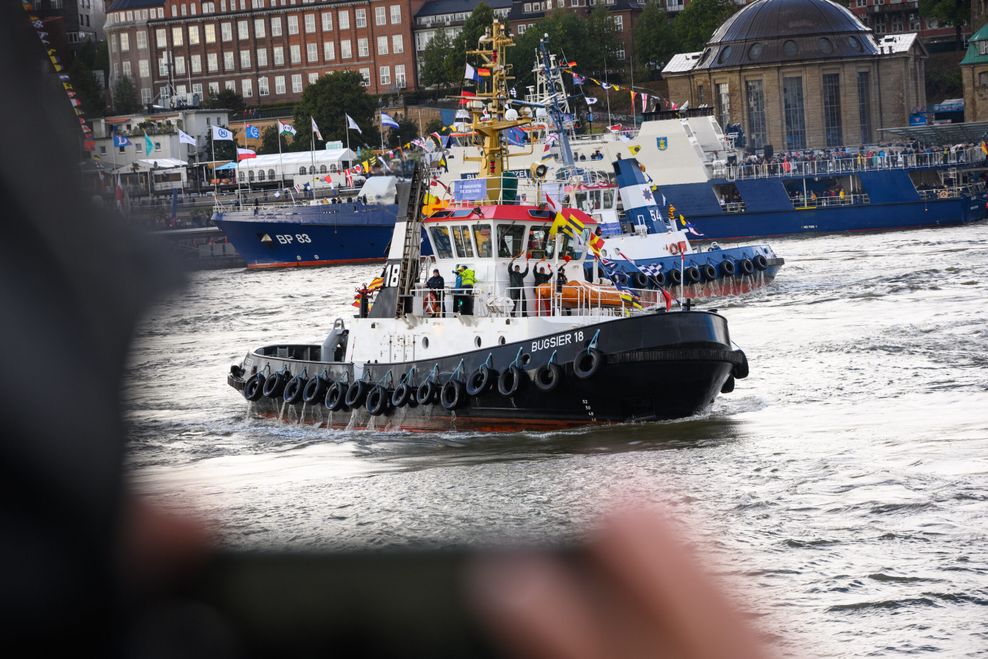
[{"left": 226, "top": 21, "right": 749, "bottom": 432}]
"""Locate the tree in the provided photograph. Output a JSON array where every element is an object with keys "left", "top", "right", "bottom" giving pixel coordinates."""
[
  {"left": 675, "top": 0, "right": 738, "bottom": 52},
  {"left": 457, "top": 2, "right": 495, "bottom": 58},
  {"left": 919, "top": 0, "right": 970, "bottom": 45},
  {"left": 634, "top": 1, "right": 679, "bottom": 78},
  {"left": 199, "top": 126, "right": 238, "bottom": 162},
  {"left": 392, "top": 118, "right": 419, "bottom": 147},
  {"left": 257, "top": 125, "right": 281, "bottom": 155},
  {"left": 291, "top": 71, "right": 379, "bottom": 150},
  {"left": 68, "top": 39, "right": 107, "bottom": 117},
  {"left": 420, "top": 28, "right": 459, "bottom": 93},
  {"left": 424, "top": 118, "right": 445, "bottom": 135},
  {"left": 205, "top": 88, "right": 245, "bottom": 114},
  {"left": 112, "top": 75, "right": 141, "bottom": 114}
]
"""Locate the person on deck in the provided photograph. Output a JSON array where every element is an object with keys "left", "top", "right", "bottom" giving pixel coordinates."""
[
  {"left": 459, "top": 265, "right": 476, "bottom": 315},
  {"left": 426, "top": 268, "right": 445, "bottom": 316},
  {"left": 508, "top": 259, "right": 529, "bottom": 317}
]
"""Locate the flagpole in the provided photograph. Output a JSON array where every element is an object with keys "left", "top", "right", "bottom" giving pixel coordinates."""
[
  {"left": 629, "top": 51, "right": 636, "bottom": 130},
  {"left": 278, "top": 124, "right": 285, "bottom": 191},
  {"left": 210, "top": 132, "right": 216, "bottom": 195},
  {"left": 379, "top": 113, "right": 384, "bottom": 150},
  {"left": 310, "top": 118, "right": 316, "bottom": 199}
]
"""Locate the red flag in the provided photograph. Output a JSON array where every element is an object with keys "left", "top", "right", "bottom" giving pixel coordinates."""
[
  {"left": 477, "top": 67, "right": 491, "bottom": 77},
  {"left": 459, "top": 89, "right": 476, "bottom": 106}
]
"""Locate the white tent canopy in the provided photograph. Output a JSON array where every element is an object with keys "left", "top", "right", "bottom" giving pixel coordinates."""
[
  {"left": 238, "top": 148, "right": 357, "bottom": 174},
  {"left": 112, "top": 158, "right": 188, "bottom": 174}
]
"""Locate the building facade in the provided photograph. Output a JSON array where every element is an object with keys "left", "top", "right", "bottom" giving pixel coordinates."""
[
  {"left": 33, "top": 0, "right": 107, "bottom": 49},
  {"left": 506, "top": 0, "right": 643, "bottom": 65},
  {"left": 413, "top": 0, "right": 512, "bottom": 70},
  {"left": 839, "top": 0, "right": 960, "bottom": 48},
  {"left": 960, "top": 22, "right": 988, "bottom": 121},
  {"left": 106, "top": 0, "right": 425, "bottom": 112},
  {"left": 663, "top": 0, "right": 927, "bottom": 150}
]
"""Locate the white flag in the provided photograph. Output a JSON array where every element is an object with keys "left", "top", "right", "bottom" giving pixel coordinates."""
[
  {"left": 345, "top": 113, "right": 362, "bottom": 134},
  {"left": 211, "top": 125, "right": 233, "bottom": 141},
  {"left": 311, "top": 117, "right": 323, "bottom": 141},
  {"left": 278, "top": 121, "right": 296, "bottom": 136},
  {"left": 178, "top": 129, "right": 197, "bottom": 146},
  {"left": 585, "top": 96, "right": 598, "bottom": 106}
]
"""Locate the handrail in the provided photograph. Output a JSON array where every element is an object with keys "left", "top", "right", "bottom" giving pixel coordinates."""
[{"left": 717, "top": 147, "right": 985, "bottom": 181}]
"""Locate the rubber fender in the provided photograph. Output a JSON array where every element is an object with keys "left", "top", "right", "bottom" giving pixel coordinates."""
[
  {"left": 534, "top": 362, "right": 562, "bottom": 392},
  {"left": 733, "top": 350, "right": 749, "bottom": 379},
  {"left": 283, "top": 375, "right": 306, "bottom": 404},
  {"left": 243, "top": 373, "right": 265, "bottom": 402},
  {"left": 324, "top": 381, "right": 348, "bottom": 411},
  {"left": 365, "top": 385, "right": 390, "bottom": 416},
  {"left": 497, "top": 365, "right": 529, "bottom": 397},
  {"left": 573, "top": 349, "right": 604, "bottom": 379},
  {"left": 416, "top": 380, "right": 437, "bottom": 405},
  {"left": 302, "top": 376, "right": 327, "bottom": 404},
  {"left": 262, "top": 372, "right": 287, "bottom": 398},
  {"left": 344, "top": 380, "right": 367, "bottom": 408},
  {"left": 391, "top": 382, "right": 413, "bottom": 407},
  {"left": 753, "top": 254, "right": 768, "bottom": 270},
  {"left": 466, "top": 365, "right": 497, "bottom": 396},
  {"left": 441, "top": 379, "right": 466, "bottom": 410}
]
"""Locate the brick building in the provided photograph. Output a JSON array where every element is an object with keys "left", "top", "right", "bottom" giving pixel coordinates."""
[
  {"left": 33, "top": 0, "right": 107, "bottom": 50},
  {"left": 839, "top": 0, "right": 960, "bottom": 48},
  {"left": 413, "top": 0, "right": 512, "bottom": 73},
  {"left": 106, "top": 0, "right": 424, "bottom": 112},
  {"left": 506, "top": 0, "right": 643, "bottom": 65},
  {"left": 663, "top": 0, "right": 927, "bottom": 150}
]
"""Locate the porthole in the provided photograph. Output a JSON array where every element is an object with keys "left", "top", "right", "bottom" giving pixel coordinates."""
[
  {"left": 818, "top": 37, "right": 833, "bottom": 55},
  {"left": 783, "top": 40, "right": 798, "bottom": 57},
  {"left": 422, "top": 337, "right": 429, "bottom": 349},
  {"left": 474, "top": 336, "right": 482, "bottom": 348},
  {"left": 848, "top": 36, "right": 863, "bottom": 52},
  {"left": 498, "top": 336, "right": 506, "bottom": 345},
  {"left": 747, "top": 42, "right": 763, "bottom": 60},
  {"left": 717, "top": 45, "right": 733, "bottom": 64}
]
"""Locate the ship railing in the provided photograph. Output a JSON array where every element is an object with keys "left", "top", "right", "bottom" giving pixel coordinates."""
[
  {"left": 789, "top": 193, "right": 870, "bottom": 208},
  {"left": 435, "top": 175, "right": 610, "bottom": 208},
  {"left": 721, "top": 148, "right": 985, "bottom": 181},
  {"left": 407, "top": 284, "right": 661, "bottom": 320},
  {"left": 917, "top": 186, "right": 969, "bottom": 200}
]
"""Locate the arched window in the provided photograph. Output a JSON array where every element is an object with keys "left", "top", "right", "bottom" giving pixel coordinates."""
[
  {"left": 299, "top": 166, "right": 306, "bottom": 175},
  {"left": 309, "top": 166, "right": 316, "bottom": 175},
  {"left": 268, "top": 169, "right": 275, "bottom": 179},
  {"left": 319, "top": 164, "right": 327, "bottom": 173},
  {"left": 248, "top": 170, "right": 255, "bottom": 181},
  {"left": 330, "top": 164, "right": 338, "bottom": 172},
  {"left": 238, "top": 171, "right": 245, "bottom": 181},
  {"left": 258, "top": 169, "right": 266, "bottom": 181}
]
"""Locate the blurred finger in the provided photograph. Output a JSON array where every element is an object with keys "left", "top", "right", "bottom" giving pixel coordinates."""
[{"left": 468, "top": 553, "right": 606, "bottom": 659}]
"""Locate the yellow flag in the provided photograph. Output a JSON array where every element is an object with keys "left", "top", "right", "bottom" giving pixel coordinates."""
[
  {"left": 548, "top": 212, "right": 568, "bottom": 238},
  {"left": 629, "top": 144, "right": 641, "bottom": 156}
]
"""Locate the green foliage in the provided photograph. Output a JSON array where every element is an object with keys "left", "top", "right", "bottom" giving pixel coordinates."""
[
  {"left": 634, "top": 1, "right": 680, "bottom": 76},
  {"left": 112, "top": 75, "right": 141, "bottom": 114},
  {"left": 420, "top": 28, "right": 459, "bottom": 92},
  {"left": 918, "top": 0, "right": 970, "bottom": 27},
  {"left": 205, "top": 88, "right": 246, "bottom": 113},
  {"left": 67, "top": 40, "right": 106, "bottom": 117},
  {"left": 424, "top": 118, "right": 445, "bottom": 135},
  {"left": 291, "top": 71, "right": 379, "bottom": 150},
  {"left": 393, "top": 118, "right": 419, "bottom": 147},
  {"left": 675, "top": 0, "right": 738, "bottom": 52},
  {"left": 458, "top": 2, "right": 495, "bottom": 57},
  {"left": 257, "top": 125, "right": 281, "bottom": 155},
  {"left": 507, "top": 8, "right": 621, "bottom": 88}
]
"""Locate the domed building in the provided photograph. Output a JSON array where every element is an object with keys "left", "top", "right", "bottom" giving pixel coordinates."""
[{"left": 662, "top": 0, "right": 927, "bottom": 150}]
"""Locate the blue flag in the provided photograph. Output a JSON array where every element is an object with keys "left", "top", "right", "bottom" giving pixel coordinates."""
[
  {"left": 112, "top": 133, "right": 131, "bottom": 148},
  {"left": 245, "top": 124, "right": 260, "bottom": 139}
]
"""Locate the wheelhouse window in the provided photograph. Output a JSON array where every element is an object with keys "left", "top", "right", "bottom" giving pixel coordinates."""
[
  {"left": 472, "top": 223, "right": 492, "bottom": 257},
  {"left": 527, "top": 224, "right": 556, "bottom": 259},
  {"left": 497, "top": 224, "right": 527, "bottom": 258},
  {"left": 559, "top": 233, "right": 584, "bottom": 260},
  {"left": 429, "top": 226, "right": 453, "bottom": 259},
  {"left": 450, "top": 225, "right": 475, "bottom": 258}
]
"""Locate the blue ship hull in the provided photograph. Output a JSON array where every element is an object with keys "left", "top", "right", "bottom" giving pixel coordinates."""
[
  {"left": 213, "top": 202, "right": 398, "bottom": 268},
  {"left": 661, "top": 172, "right": 987, "bottom": 241}
]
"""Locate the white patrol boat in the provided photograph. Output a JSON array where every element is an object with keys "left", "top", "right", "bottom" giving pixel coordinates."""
[{"left": 227, "top": 21, "right": 749, "bottom": 432}]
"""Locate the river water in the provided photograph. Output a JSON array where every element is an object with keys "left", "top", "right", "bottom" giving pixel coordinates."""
[{"left": 125, "top": 222, "right": 988, "bottom": 657}]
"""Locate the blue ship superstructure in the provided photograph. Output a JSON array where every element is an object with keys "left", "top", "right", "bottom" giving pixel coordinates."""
[
  {"left": 212, "top": 177, "right": 400, "bottom": 269},
  {"left": 629, "top": 111, "right": 988, "bottom": 239},
  {"left": 592, "top": 158, "right": 784, "bottom": 296}
]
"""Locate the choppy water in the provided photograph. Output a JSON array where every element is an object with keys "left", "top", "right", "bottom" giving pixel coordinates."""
[{"left": 125, "top": 223, "right": 988, "bottom": 657}]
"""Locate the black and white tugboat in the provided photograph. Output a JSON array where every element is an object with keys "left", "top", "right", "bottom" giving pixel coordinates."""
[{"left": 226, "top": 21, "right": 749, "bottom": 432}]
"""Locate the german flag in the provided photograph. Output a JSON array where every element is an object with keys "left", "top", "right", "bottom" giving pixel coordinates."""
[{"left": 477, "top": 67, "right": 491, "bottom": 77}]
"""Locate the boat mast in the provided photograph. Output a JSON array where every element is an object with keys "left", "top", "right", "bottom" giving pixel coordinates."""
[{"left": 466, "top": 20, "right": 530, "bottom": 203}]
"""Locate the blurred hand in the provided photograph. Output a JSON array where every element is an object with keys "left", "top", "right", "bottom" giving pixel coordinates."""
[{"left": 470, "top": 508, "right": 769, "bottom": 659}]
